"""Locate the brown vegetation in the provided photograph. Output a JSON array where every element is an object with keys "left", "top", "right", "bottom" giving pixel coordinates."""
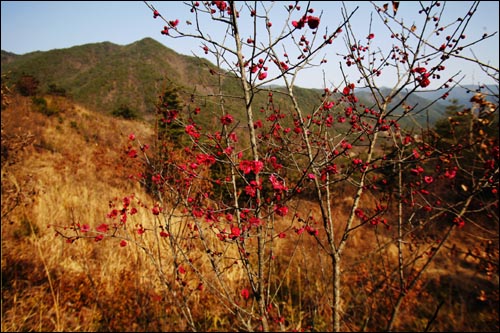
[{"left": 1, "top": 92, "right": 498, "bottom": 331}]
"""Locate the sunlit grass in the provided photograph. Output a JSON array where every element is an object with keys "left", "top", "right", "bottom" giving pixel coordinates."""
[{"left": 2, "top": 94, "right": 498, "bottom": 332}]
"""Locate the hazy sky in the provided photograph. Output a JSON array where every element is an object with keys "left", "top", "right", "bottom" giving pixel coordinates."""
[{"left": 1, "top": 1, "right": 499, "bottom": 89}]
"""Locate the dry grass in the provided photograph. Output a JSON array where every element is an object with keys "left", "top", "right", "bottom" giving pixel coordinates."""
[{"left": 1, "top": 94, "right": 498, "bottom": 332}]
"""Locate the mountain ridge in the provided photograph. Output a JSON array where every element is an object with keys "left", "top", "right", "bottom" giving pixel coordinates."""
[
  {"left": 1, "top": 37, "right": 223, "bottom": 121},
  {"left": 3, "top": 37, "right": 494, "bottom": 127}
]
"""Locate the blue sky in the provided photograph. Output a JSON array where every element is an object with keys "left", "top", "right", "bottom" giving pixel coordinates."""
[{"left": 1, "top": 1, "right": 499, "bottom": 89}]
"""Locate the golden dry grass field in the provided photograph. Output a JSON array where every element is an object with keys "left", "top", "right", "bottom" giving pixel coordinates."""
[{"left": 1, "top": 93, "right": 498, "bottom": 331}]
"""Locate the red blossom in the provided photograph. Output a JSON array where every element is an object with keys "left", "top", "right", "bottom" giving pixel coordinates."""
[
  {"left": 323, "top": 101, "right": 334, "bottom": 110},
  {"left": 127, "top": 149, "right": 138, "bottom": 158},
  {"left": 424, "top": 175, "right": 434, "bottom": 184},
  {"left": 269, "top": 156, "right": 283, "bottom": 170},
  {"left": 453, "top": 217, "right": 465, "bottom": 228},
  {"left": 270, "top": 174, "right": 288, "bottom": 191},
  {"left": 119, "top": 240, "right": 127, "bottom": 247},
  {"left": 248, "top": 217, "right": 261, "bottom": 226},
  {"left": 245, "top": 183, "right": 257, "bottom": 197},
  {"left": 419, "top": 76, "right": 431, "bottom": 88},
  {"left": 411, "top": 166, "right": 424, "bottom": 175},
  {"left": 80, "top": 224, "right": 90, "bottom": 233},
  {"left": 152, "top": 174, "right": 162, "bottom": 184},
  {"left": 367, "top": 33, "right": 375, "bottom": 39},
  {"left": 107, "top": 209, "right": 119, "bottom": 219},
  {"left": 258, "top": 71, "right": 268, "bottom": 80},
  {"left": 211, "top": 1, "right": 227, "bottom": 12},
  {"left": 413, "top": 67, "right": 427, "bottom": 74},
  {"left": 196, "top": 153, "right": 216, "bottom": 166},
  {"left": 292, "top": 20, "right": 305, "bottom": 29},
  {"left": 274, "top": 204, "right": 289, "bottom": 217},
  {"left": 306, "top": 226, "right": 318, "bottom": 236},
  {"left": 239, "top": 160, "right": 264, "bottom": 175},
  {"left": 160, "top": 231, "right": 169, "bottom": 237},
  {"left": 221, "top": 114, "right": 234, "bottom": 125},
  {"left": 250, "top": 64, "right": 259, "bottom": 74},
  {"left": 239, "top": 160, "right": 253, "bottom": 174},
  {"left": 241, "top": 288, "right": 250, "bottom": 300},
  {"left": 403, "top": 135, "right": 413, "bottom": 145},
  {"left": 254, "top": 119, "right": 263, "bottom": 129},
  {"left": 230, "top": 226, "right": 241, "bottom": 239},
  {"left": 413, "top": 149, "right": 421, "bottom": 159},
  {"left": 96, "top": 223, "right": 109, "bottom": 233},
  {"left": 278, "top": 61, "right": 289, "bottom": 71},
  {"left": 192, "top": 207, "right": 204, "bottom": 218},
  {"left": 355, "top": 208, "right": 365, "bottom": 219},
  {"left": 444, "top": 169, "right": 457, "bottom": 179},
  {"left": 252, "top": 160, "right": 264, "bottom": 174},
  {"left": 169, "top": 19, "right": 179, "bottom": 28},
  {"left": 152, "top": 205, "right": 162, "bottom": 215},
  {"left": 307, "top": 16, "right": 320, "bottom": 29},
  {"left": 185, "top": 124, "right": 201, "bottom": 139}
]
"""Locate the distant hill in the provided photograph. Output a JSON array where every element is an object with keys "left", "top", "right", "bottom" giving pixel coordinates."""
[
  {"left": 1, "top": 38, "right": 225, "bottom": 121},
  {"left": 3, "top": 38, "right": 490, "bottom": 129},
  {"left": 1, "top": 38, "right": 325, "bottom": 127},
  {"left": 0, "top": 50, "right": 19, "bottom": 64},
  {"left": 416, "top": 84, "right": 499, "bottom": 108}
]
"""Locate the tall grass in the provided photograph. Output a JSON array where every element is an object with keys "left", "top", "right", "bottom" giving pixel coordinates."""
[{"left": 1, "top": 94, "right": 498, "bottom": 331}]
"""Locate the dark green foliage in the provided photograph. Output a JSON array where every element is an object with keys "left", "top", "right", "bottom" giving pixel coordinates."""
[
  {"left": 32, "top": 96, "right": 58, "bottom": 116},
  {"left": 112, "top": 104, "right": 139, "bottom": 120},
  {"left": 433, "top": 98, "right": 499, "bottom": 202},
  {"left": 156, "top": 83, "right": 186, "bottom": 146},
  {"left": 47, "top": 83, "right": 67, "bottom": 97}
]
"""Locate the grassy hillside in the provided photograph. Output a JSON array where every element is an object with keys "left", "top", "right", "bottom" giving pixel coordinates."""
[
  {"left": 1, "top": 38, "right": 455, "bottom": 130},
  {"left": 2, "top": 38, "right": 331, "bottom": 141},
  {"left": 1, "top": 89, "right": 498, "bottom": 331},
  {"left": 1, "top": 92, "right": 157, "bottom": 331},
  {"left": 1, "top": 38, "right": 223, "bottom": 120}
]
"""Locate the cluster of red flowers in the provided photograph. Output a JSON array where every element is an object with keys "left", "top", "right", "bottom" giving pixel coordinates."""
[
  {"left": 412, "top": 67, "right": 431, "bottom": 88},
  {"left": 292, "top": 9, "right": 320, "bottom": 30}
]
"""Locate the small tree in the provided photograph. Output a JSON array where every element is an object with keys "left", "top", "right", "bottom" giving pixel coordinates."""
[
  {"left": 54, "top": 1, "right": 498, "bottom": 331},
  {"left": 16, "top": 74, "right": 39, "bottom": 97}
]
